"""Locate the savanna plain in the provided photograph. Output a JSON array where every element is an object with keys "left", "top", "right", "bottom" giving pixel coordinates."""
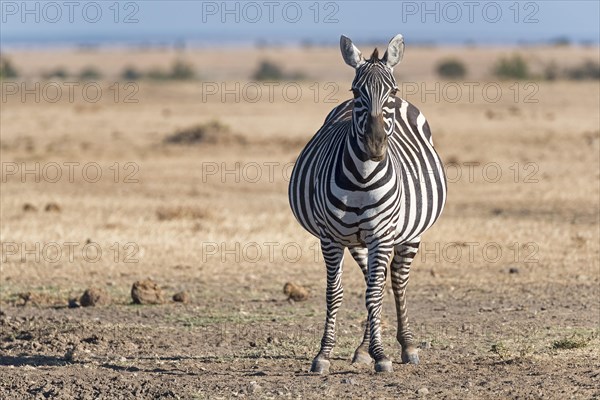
[{"left": 0, "top": 45, "right": 599, "bottom": 399}]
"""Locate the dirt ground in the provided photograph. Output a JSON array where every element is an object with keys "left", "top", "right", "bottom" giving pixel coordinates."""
[{"left": 1, "top": 46, "right": 599, "bottom": 399}]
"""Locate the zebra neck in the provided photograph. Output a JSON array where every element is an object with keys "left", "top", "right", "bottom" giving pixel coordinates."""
[{"left": 342, "top": 129, "right": 390, "bottom": 183}]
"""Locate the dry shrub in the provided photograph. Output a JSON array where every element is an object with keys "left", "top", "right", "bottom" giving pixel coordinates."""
[
  {"left": 156, "top": 206, "right": 210, "bottom": 221},
  {"left": 164, "top": 120, "right": 246, "bottom": 146}
]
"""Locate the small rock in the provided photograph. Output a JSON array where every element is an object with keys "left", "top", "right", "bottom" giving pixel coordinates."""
[
  {"left": 131, "top": 279, "right": 165, "bottom": 305},
  {"left": 80, "top": 288, "right": 111, "bottom": 307},
  {"left": 266, "top": 336, "right": 280, "bottom": 345},
  {"left": 64, "top": 345, "right": 81, "bottom": 362},
  {"left": 509, "top": 267, "right": 519, "bottom": 274},
  {"left": 248, "top": 381, "right": 261, "bottom": 393},
  {"left": 342, "top": 377, "right": 357, "bottom": 385},
  {"left": 172, "top": 291, "right": 190, "bottom": 303},
  {"left": 417, "top": 387, "right": 429, "bottom": 396},
  {"left": 419, "top": 341, "right": 431, "bottom": 350},
  {"left": 283, "top": 282, "right": 309, "bottom": 302},
  {"left": 23, "top": 203, "right": 37, "bottom": 212},
  {"left": 44, "top": 203, "right": 61, "bottom": 212}
]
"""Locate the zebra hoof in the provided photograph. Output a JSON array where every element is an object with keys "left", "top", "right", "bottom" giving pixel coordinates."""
[
  {"left": 310, "top": 358, "right": 330, "bottom": 374},
  {"left": 374, "top": 358, "right": 393, "bottom": 373},
  {"left": 401, "top": 348, "right": 420, "bottom": 365},
  {"left": 351, "top": 350, "right": 372, "bottom": 365}
]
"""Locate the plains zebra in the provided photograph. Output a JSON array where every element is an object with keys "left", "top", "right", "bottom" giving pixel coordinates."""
[{"left": 288, "top": 34, "right": 447, "bottom": 373}]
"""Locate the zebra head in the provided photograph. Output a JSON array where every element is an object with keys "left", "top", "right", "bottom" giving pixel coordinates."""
[{"left": 340, "top": 34, "right": 405, "bottom": 161}]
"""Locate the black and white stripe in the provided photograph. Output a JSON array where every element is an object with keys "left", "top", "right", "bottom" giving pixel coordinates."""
[{"left": 288, "top": 34, "right": 447, "bottom": 373}]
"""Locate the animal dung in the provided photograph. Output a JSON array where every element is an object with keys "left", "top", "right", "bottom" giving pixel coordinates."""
[
  {"left": 45, "top": 202, "right": 61, "bottom": 212},
  {"left": 172, "top": 291, "right": 190, "bottom": 303},
  {"left": 283, "top": 282, "right": 309, "bottom": 302},
  {"left": 131, "top": 279, "right": 165, "bottom": 305},
  {"left": 22, "top": 203, "right": 37, "bottom": 212},
  {"left": 79, "top": 288, "right": 111, "bottom": 307}
]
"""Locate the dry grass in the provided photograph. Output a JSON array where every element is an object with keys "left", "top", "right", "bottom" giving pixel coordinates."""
[{"left": 0, "top": 46, "right": 599, "bottom": 398}]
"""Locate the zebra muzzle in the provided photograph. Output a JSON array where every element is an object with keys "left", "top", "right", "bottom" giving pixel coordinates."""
[{"left": 365, "top": 114, "right": 388, "bottom": 161}]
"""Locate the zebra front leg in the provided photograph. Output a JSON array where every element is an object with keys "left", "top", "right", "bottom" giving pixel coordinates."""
[
  {"left": 366, "top": 240, "right": 394, "bottom": 372},
  {"left": 391, "top": 240, "right": 421, "bottom": 364},
  {"left": 311, "top": 237, "right": 345, "bottom": 374},
  {"left": 348, "top": 247, "right": 372, "bottom": 365}
]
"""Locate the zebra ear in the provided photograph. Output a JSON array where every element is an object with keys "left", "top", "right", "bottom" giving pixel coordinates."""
[
  {"left": 383, "top": 34, "right": 405, "bottom": 68},
  {"left": 340, "top": 35, "right": 364, "bottom": 68}
]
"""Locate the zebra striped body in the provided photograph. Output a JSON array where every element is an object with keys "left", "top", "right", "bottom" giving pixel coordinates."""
[
  {"left": 289, "top": 97, "right": 446, "bottom": 248},
  {"left": 288, "top": 34, "right": 447, "bottom": 373}
]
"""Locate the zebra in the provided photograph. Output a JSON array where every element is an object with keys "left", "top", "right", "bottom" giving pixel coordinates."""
[{"left": 288, "top": 34, "right": 447, "bottom": 373}]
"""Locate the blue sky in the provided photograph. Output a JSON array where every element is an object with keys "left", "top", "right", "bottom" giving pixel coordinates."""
[{"left": 1, "top": 1, "right": 599, "bottom": 47}]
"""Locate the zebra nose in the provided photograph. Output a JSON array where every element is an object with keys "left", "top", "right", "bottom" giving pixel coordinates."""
[{"left": 365, "top": 114, "right": 388, "bottom": 160}]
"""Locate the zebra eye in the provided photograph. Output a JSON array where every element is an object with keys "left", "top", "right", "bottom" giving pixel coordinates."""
[
  {"left": 352, "top": 89, "right": 360, "bottom": 99},
  {"left": 390, "top": 88, "right": 398, "bottom": 97}
]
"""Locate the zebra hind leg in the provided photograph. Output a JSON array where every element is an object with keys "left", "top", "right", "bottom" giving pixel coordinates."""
[
  {"left": 391, "top": 239, "right": 421, "bottom": 364},
  {"left": 348, "top": 247, "right": 372, "bottom": 365},
  {"left": 310, "top": 237, "right": 345, "bottom": 374}
]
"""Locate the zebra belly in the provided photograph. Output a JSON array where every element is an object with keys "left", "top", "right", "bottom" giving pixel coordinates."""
[
  {"left": 317, "top": 182, "right": 402, "bottom": 247},
  {"left": 391, "top": 164, "right": 445, "bottom": 244}
]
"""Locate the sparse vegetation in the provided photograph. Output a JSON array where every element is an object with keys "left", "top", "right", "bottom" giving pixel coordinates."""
[
  {"left": 552, "top": 334, "right": 592, "bottom": 350},
  {"left": 542, "top": 60, "right": 600, "bottom": 81},
  {"left": 43, "top": 68, "right": 69, "bottom": 80},
  {"left": 436, "top": 59, "right": 467, "bottom": 79},
  {"left": 0, "top": 56, "right": 19, "bottom": 79},
  {"left": 493, "top": 54, "right": 530, "bottom": 79},
  {"left": 565, "top": 60, "right": 600, "bottom": 80},
  {"left": 252, "top": 60, "right": 307, "bottom": 81},
  {"left": 156, "top": 206, "right": 210, "bottom": 221},
  {"left": 170, "top": 59, "right": 196, "bottom": 80},
  {"left": 146, "top": 60, "right": 197, "bottom": 81},
  {"left": 253, "top": 60, "right": 285, "bottom": 80},
  {"left": 543, "top": 61, "right": 560, "bottom": 81},
  {"left": 146, "top": 68, "right": 170, "bottom": 80},
  {"left": 121, "top": 66, "right": 143, "bottom": 80},
  {"left": 490, "top": 342, "right": 510, "bottom": 360},
  {"left": 550, "top": 36, "right": 571, "bottom": 46},
  {"left": 163, "top": 120, "right": 247, "bottom": 146},
  {"left": 78, "top": 66, "right": 102, "bottom": 80}
]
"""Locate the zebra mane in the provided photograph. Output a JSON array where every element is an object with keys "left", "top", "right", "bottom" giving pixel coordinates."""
[{"left": 368, "top": 48, "right": 380, "bottom": 62}]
